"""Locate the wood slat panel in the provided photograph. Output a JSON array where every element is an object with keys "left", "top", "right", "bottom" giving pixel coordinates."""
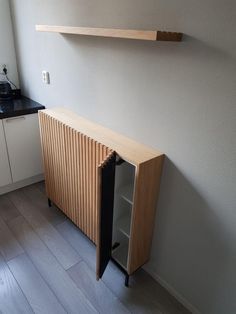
[
  {"left": 39, "top": 112, "right": 113, "bottom": 243},
  {"left": 41, "top": 108, "right": 163, "bottom": 165}
]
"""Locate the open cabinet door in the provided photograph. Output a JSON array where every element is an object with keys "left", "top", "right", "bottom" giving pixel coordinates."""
[{"left": 96, "top": 151, "right": 116, "bottom": 279}]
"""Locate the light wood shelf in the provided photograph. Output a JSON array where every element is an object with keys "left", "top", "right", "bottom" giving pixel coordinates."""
[{"left": 35, "top": 25, "right": 183, "bottom": 42}]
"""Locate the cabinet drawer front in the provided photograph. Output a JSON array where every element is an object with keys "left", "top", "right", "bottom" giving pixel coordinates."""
[
  {"left": 0, "top": 120, "right": 12, "bottom": 187},
  {"left": 3, "top": 114, "right": 43, "bottom": 183}
]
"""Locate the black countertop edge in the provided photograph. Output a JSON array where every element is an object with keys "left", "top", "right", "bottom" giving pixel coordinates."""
[{"left": 0, "top": 96, "right": 45, "bottom": 119}]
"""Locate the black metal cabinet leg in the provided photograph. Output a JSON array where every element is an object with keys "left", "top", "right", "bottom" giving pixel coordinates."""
[
  {"left": 48, "top": 198, "right": 52, "bottom": 207},
  {"left": 111, "top": 257, "right": 131, "bottom": 287},
  {"left": 125, "top": 274, "right": 130, "bottom": 287}
]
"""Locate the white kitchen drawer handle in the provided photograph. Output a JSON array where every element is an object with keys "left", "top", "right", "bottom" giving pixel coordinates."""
[{"left": 5, "top": 116, "right": 26, "bottom": 123}]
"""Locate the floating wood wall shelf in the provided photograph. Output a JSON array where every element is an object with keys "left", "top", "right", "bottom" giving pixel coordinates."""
[{"left": 35, "top": 25, "right": 183, "bottom": 42}]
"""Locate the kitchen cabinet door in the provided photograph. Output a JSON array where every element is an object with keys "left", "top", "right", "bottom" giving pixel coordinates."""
[
  {"left": 0, "top": 120, "right": 12, "bottom": 187},
  {"left": 3, "top": 114, "right": 43, "bottom": 183}
]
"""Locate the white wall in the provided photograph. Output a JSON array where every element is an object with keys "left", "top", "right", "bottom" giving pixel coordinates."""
[
  {"left": 0, "top": 0, "right": 18, "bottom": 86},
  {"left": 10, "top": 1, "right": 236, "bottom": 313}
]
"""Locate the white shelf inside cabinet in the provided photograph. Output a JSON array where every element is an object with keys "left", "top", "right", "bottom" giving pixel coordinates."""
[
  {"left": 119, "top": 184, "right": 134, "bottom": 205},
  {"left": 117, "top": 215, "right": 131, "bottom": 238},
  {"left": 112, "top": 243, "right": 129, "bottom": 270}
]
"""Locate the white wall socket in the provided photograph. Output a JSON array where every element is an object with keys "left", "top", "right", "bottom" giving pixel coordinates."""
[
  {"left": 0, "top": 64, "right": 8, "bottom": 74},
  {"left": 42, "top": 71, "right": 50, "bottom": 84}
]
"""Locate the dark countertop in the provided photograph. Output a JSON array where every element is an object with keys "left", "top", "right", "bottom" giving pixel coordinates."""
[{"left": 0, "top": 96, "right": 45, "bottom": 119}]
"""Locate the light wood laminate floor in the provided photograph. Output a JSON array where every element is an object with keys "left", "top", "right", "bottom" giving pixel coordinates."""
[{"left": 0, "top": 182, "right": 190, "bottom": 314}]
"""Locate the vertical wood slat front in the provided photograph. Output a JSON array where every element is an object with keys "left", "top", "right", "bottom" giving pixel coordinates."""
[{"left": 38, "top": 111, "right": 113, "bottom": 244}]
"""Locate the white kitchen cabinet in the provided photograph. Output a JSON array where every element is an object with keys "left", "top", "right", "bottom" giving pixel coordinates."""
[
  {"left": 3, "top": 113, "right": 43, "bottom": 183},
  {"left": 0, "top": 120, "right": 12, "bottom": 187}
]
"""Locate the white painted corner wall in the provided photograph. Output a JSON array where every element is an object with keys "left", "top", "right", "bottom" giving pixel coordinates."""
[
  {"left": 0, "top": 0, "right": 19, "bottom": 86},
  {"left": 9, "top": 0, "right": 236, "bottom": 313}
]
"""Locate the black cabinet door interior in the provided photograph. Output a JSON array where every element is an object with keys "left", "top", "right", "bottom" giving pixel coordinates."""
[{"left": 96, "top": 152, "right": 116, "bottom": 279}]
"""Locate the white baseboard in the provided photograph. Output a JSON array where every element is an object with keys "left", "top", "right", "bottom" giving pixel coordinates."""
[
  {"left": 0, "top": 174, "right": 44, "bottom": 195},
  {"left": 143, "top": 265, "right": 201, "bottom": 314}
]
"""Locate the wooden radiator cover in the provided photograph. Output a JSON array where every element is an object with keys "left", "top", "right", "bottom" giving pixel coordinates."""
[
  {"left": 39, "top": 111, "right": 113, "bottom": 243},
  {"left": 39, "top": 108, "right": 164, "bottom": 276}
]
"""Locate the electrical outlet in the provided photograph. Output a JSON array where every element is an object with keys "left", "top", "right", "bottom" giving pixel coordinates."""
[
  {"left": 42, "top": 71, "right": 50, "bottom": 84},
  {"left": 0, "top": 64, "right": 8, "bottom": 74}
]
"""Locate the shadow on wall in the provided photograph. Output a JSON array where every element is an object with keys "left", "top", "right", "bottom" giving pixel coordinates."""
[
  {"left": 42, "top": 31, "right": 236, "bottom": 128},
  {"left": 148, "top": 157, "right": 234, "bottom": 314},
  {"left": 58, "top": 31, "right": 235, "bottom": 61}
]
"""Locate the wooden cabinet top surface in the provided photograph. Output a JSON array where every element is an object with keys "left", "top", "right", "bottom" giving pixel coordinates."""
[{"left": 41, "top": 108, "right": 163, "bottom": 165}]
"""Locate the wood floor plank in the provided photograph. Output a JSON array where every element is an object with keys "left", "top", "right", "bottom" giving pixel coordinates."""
[
  {"left": 68, "top": 261, "right": 130, "bottom": 314},
  {"left": 23, "top": 184, "right": 67, "bottom": 226},
  {"left": 0, "top": 253, "right": 33, "bottom": 314},
  {"left": 57, "top": 220, "right": 164, "bottom": 314},
  {"left": 8, "top": 253, "right": 66, "bottom": 314},
  {"left": 0, "top": 182, "right": 189, "bottom": 314},
  {"left": 8, "top": 215, "right": 97, "bottom": 314},
  {"left": 0, "top": 216, "right": 24, "bottom": 261},
  {"left": 0, "top": 194, "right": 20, "bottom": 222},
  {"left": 8, "top": 189, "right": 81, "bottom": 270},
  {"left": 102, "top": 263, "right": 164, "bottom": 314},
  {"left": 132, "top": 269, "right": 191, "bottom": 314},
  {"left": 35, "top": 181, "right": 46, "bottom": 194},
  {"left": 56, "top": 220, "right": 96, "bottom": 271}
]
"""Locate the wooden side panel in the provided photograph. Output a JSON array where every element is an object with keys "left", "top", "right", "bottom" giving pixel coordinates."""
[
  {"left": 38, "top": 112, "right": 113, "bottom": 243},
  {"left": 128, "top": 155, "right": 165, "bottom": 274}
]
